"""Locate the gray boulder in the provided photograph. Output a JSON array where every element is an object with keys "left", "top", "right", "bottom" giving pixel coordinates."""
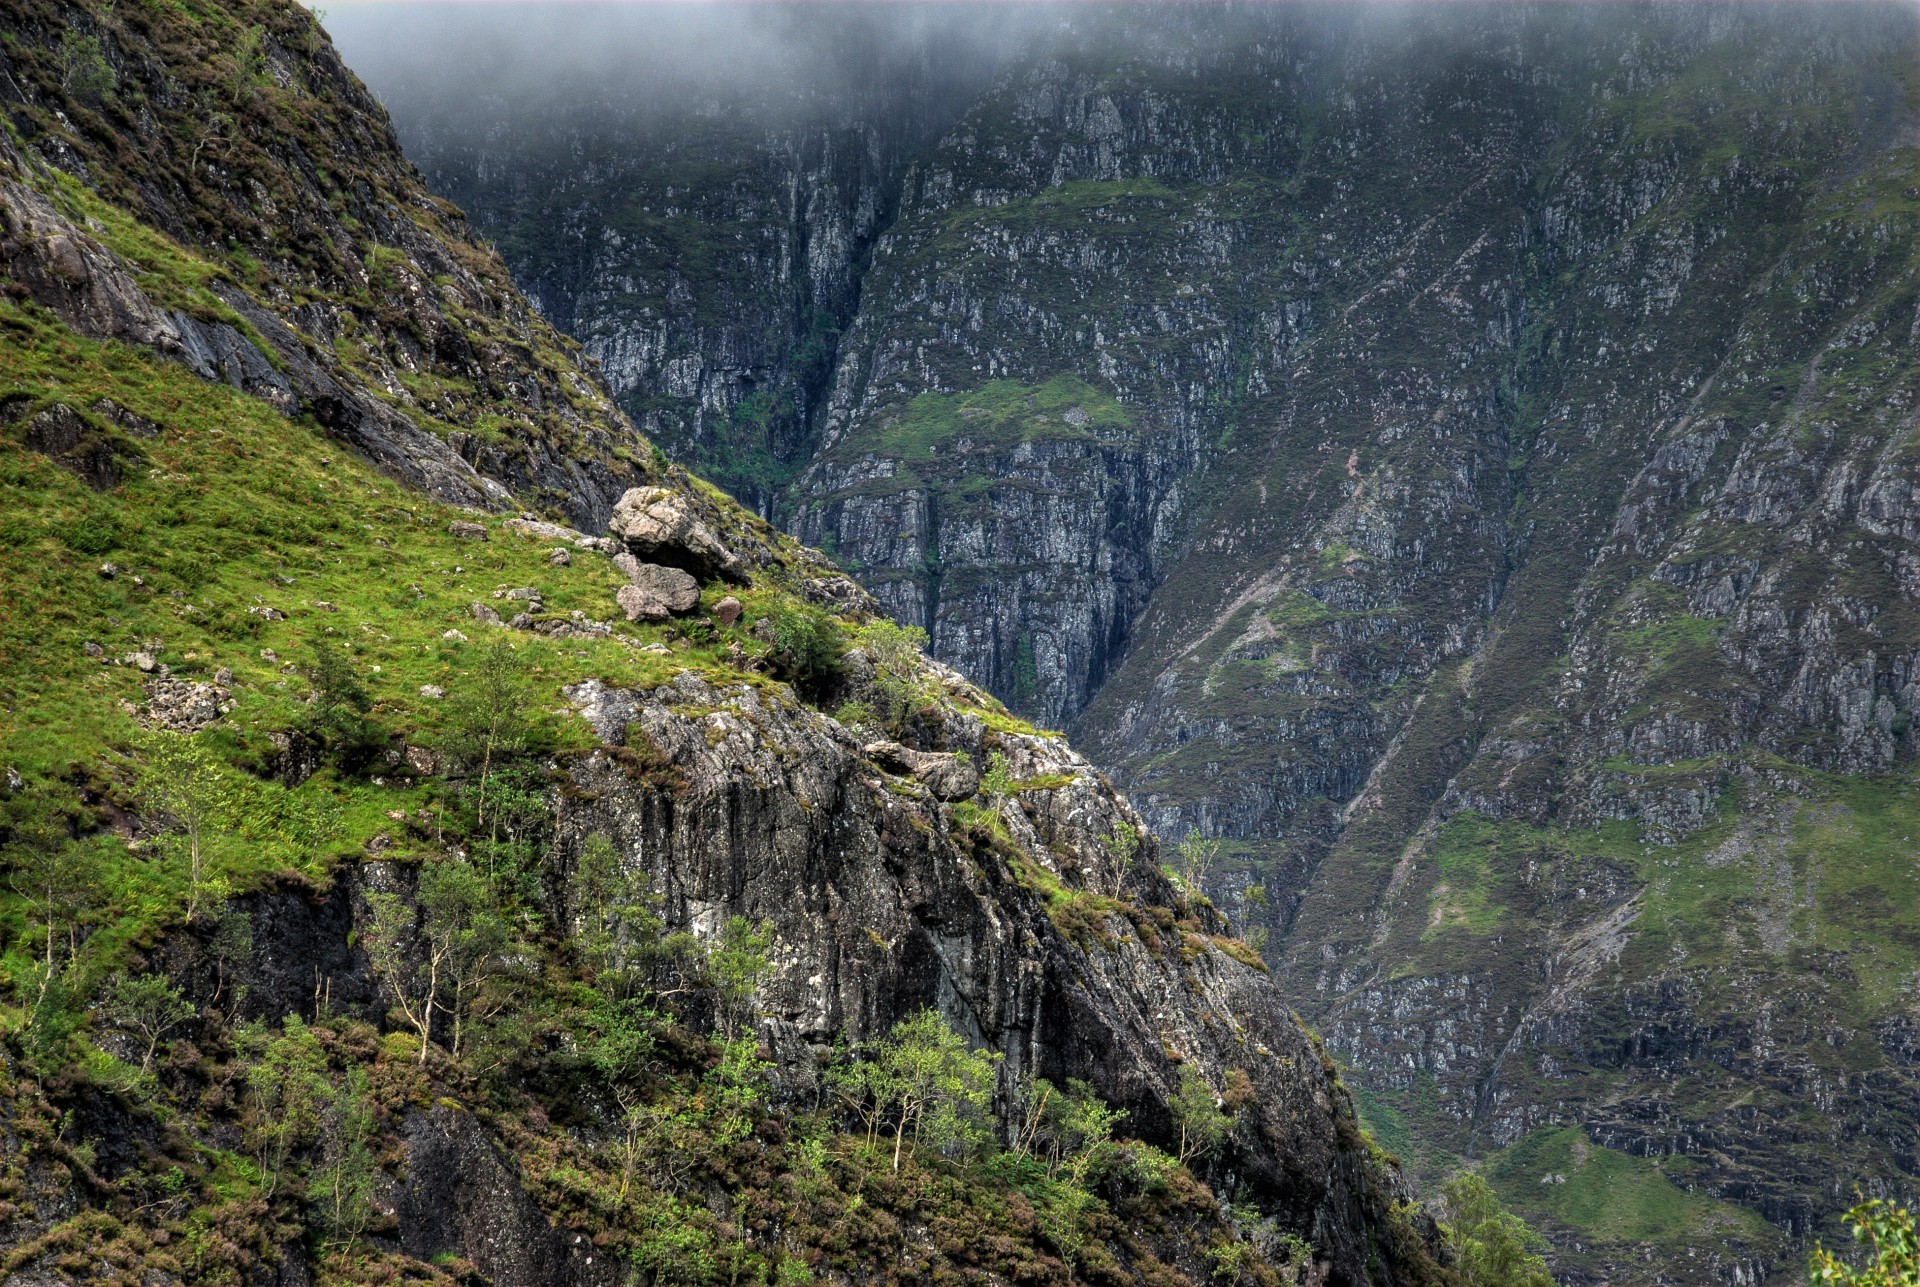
[{"left": 607, "top": 486, "right": 744, "bottom": 583}]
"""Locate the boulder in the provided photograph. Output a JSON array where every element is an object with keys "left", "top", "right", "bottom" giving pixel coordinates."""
[
  {"left": 449, "top": 521, "right": 488, "bottom": 541},
  {"left": 606, "top": 486, "right": 744, "bottom": 583},
  {"left": 471, "top": 602, "right": 501, "bottom": 626},
  {"left": 712, "top": 596, "right": 744, "bottom": 628},
  {"left": 616, "top": 583, "right": 670, "bottom": 623},
  {"left": 630, "top": 562, "right": 700, "bottom": 613}
]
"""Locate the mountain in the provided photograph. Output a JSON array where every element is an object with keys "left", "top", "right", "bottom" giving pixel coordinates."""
[
  {"left": 0, "top": 1, "right": 1463, "bottom": 1284},
  {"left": 349, "top": 3, "right": 1920, "bottom": 1282}
]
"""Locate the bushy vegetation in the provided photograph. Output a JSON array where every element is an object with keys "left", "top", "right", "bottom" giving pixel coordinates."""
[{"left": 1810, "top": 1198, "right": 1917, "bottom": 1287}]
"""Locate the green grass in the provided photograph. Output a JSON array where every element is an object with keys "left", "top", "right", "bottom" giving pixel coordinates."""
[
  {"left": 0, "top": 294, "right": 791, "bottom": 955},
  {"left": 1484, "top": 1127, "right": 1777, "bottom": 1252},
  {"left": 830, "top": 374, "right": 1133, "bottom": 469}
]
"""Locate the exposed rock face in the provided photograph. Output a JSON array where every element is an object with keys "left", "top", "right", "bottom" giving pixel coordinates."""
[
  {"left": 550, "top": 667, "right": 1405, "bottom": 1282},
  {"left": 368, "top": 3, "right": 1920, "bottom": 1279}
]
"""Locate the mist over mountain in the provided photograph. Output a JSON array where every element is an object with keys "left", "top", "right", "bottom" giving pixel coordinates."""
[{"left": 339, "top": 4, "right": 1920, "bottom": 1283}]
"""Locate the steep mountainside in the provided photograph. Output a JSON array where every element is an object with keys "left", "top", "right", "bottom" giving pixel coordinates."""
[
  {"left": 360, "top": 4, "right": 1920, "bottom": 1283},
  {"left": 0, "top": 2, "right": 1447, "bottom": 1286},
  {"left": 362, "top": 5, "right": 1024, "bottom": 517}
]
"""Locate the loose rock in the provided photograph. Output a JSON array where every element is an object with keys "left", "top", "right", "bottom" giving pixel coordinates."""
[
  {"left": 616, "top": 583, "right": 670, "bottom": 623},
  {"left": 449, "top": 520, "right": 488, "bottom": 541},
  {"left": 712, "top": 596, "right": 744, "bottom": 627},
  {"left": 607, "top": 486, "right": 744, "bottom": 582}
]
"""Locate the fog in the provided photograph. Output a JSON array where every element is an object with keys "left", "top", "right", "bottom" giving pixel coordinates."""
[{"left": 324, "top": 2, "right": 1067, "bottom": 130}]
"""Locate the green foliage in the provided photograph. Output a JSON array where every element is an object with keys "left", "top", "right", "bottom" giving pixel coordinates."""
[
  {"left": 767, "top": 602, "right": 842, "bottom": 694},
  {"left": 1103, "top": 819, "right": 1142, "bottom": 898},
  {"left": 829, "top": 1008, "right": 1001, "bottom": 1173},
  {"left": 418, "top": 857, "right": 519, "bottom": 1060},
  {"left": 1811, "top": 1198, "right": 1918, "bottom": 1287},
  {"left": 1172, "top": 831, "right": 1221, "bottom": 903},
  {"left": 981, "top": 750, "right": 1015, "bottom": 807},
  {"left": 1171, "top": 1063, "right": 1230, "bottom": 1164},
  {"left": 58, "top": 30, "right": 116, "bottom": 99},
  {"left": 706, "top": 915, "right": 773, "bottom": 1041},
  {"left": 306, "top": 1066, "right": 376, "bottom": 1255},
  {"left": 439, "top": 638, "right": 538, "bottom": 834},
  {"left": 854, "top": 617, "right": 929, "bottom": 732},
  {"left": 240, "top": 1015, "right": 330, "bottom": 1201},
  {"left": 96, "top": 971, "right": 194, "bottom": 1073},
  {"left": 1440, "top": 1173, "right": 1556, "bottom": 1287},
  {"left": 301, "top": 640, "right": 380, "bottom": 768},
  {"left": 136, "top": 731, "right": 239, "bottom": 920}
]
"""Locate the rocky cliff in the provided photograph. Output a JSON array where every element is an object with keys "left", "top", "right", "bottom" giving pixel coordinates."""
[
  {"left": 362, "top": 4, "right": 1920, "bottom": 1281},
  {"left": 0, "top": 2, "right": 1442, "bottom": 1284}
]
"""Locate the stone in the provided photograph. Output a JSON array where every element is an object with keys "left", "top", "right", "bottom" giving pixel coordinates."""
[
  {"left": 862, "top": 741, "right": 982, "bottom": 802},
  {"left": 448, "top": 521, "right": 488, "bottom": 540},
  {"left": 129, "top": 650, "right": 157, "bottom": 672},
  {"left": 503, "top": 516, "right": 583, "bottom": 543},
  {"left": 248, "top": 605, "right": 285, "bottom": 621},
  {"left": 616, "top": 583, "right": 670, "bottom": 623},
  {"left": 549, "top": 547, "right": 571, "bottom": 567},
  {"left": 507, "top": 613, "right": 534, "bottom": 630},
  {"left": 98, "top": 562, "right": 118, "bottom": 579},
  {"left": 628, "top": 562, "right": 699, "bottom": 614},
  {"left": 471, "top": 602, "right": 501, "bottom": 626},
  {"left": 405, "top": 746, "right": 440, "bottom": 776},
  {"left": 83, "top": 641, "right": 104, "bottom": 658},
  {"left": 441, "top": 629, "right": 468, "bottom": 643},
  {"left": 419, "top": 684, "right": 445, "bottom": 700},
  {"left": 143, "top": 677, "right": 231, "bottom": 731},
  {"left": 712, "top": 596, "right": 744, "bottom": 628},
  {"left": 606, "top": 486, "right": 744, "bottom": 583},
  {"left": 214, "top": 667, "right": 233, "bottom": 685}
]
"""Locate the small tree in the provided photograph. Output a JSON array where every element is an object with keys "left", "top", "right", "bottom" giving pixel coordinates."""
[
  {"left": 441, "top": 639, "right": 534, "bottom": 835},
  {"left": 99, "top": 972, "right": 196, "bottom": 1072},
  {"left": 1171, "top": 1063, "right": 1230, "bottom": 1164},
  {"left": 1811, "top": 1197, "right": 1917, "bottom": 1287},
  {"left": 832, "top": 1008, "right": 1000, "bottom": 1173},
  {"left": 981, "top": 751, "right": 1016, "bottom": 808},
  {"left": 242, "top": 1016, "right": 331, "bottom": 1201},
  {"left": 1236, "top": 881, "right": 1271, "bottom": 951},
  {"left": 707, "top": 916, "right": 773, "bottom": 1042},
  {"left": 1104, "top": 820, "right": 1141, "bottom": 898},
  {"left": 308, "top": 1066, "right": 377, "bottom": 1256},
  {"left": 1172, "top": 831, "right": 1221, "bottom": 902},
  {"left": 574, "top": 833, "right": 667, "bottom": 1000},
  {"left": 303, "top": 640, "right": 378, "bottom": 765},
  {"left": 59, "top": 31, "right": 116, "bottom": 99},
  {"left": 1439, "top": 1173, "right": 1555, "bottom": 1287},
  {"left": 420, "top": 859, "right": 516, "bottom": 1060},
  {"left": 362, "top": 889, "right": 442, "bottom": 1065},
  {"left": 207, "top": 909, "right": 254, "bottom": 1016},
  {"left": 856, "top": 618, "right": 929, "bottom": 732},
  {"left": 138, "top": 732, "right": 236, "bottom": 920}
]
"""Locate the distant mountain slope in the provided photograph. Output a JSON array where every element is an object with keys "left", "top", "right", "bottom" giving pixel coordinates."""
[
  {"left": 0, "top": 2, "right": 1445, "bottom": 1284},
  {"left": 362, "top": 4, "right": 1920, "bottom": 1281}
]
